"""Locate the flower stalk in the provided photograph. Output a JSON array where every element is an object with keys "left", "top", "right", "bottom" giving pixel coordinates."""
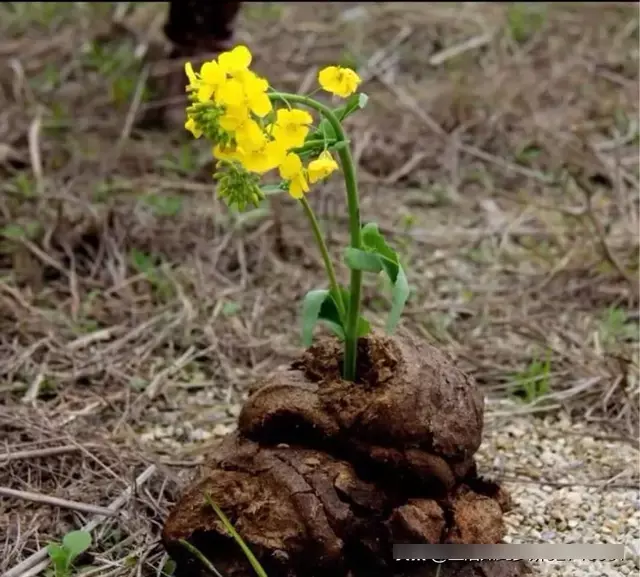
[
  {"left": 183, "top": 46, "right": 409, "bottom": 383},
  {"left": 268, "top": 92, "right": 362, "bottom": 379}
]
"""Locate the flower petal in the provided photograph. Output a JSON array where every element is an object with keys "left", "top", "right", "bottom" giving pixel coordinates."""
[
  {"left": 219, "top": 45, "right": 252, "bottom": 73},
  {"left": 279, "top": 152, "right": 303, "bottom": 180}
]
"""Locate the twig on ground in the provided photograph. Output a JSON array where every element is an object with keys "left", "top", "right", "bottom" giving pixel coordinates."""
[
  {"left": 359, "top": 25, "right": 413, "bottom": 83},
  {"left": 429, "top": 32, "right": 495, "bottom": 66},
  {"left": 145, "top": 344, "right": 197, "bottom": 399},
  {"left": 21, "top": 371, "right": 45, "bottom": 405},
  {"left": 0, "top": 444, "right": 90, "bottom": 463},
  {"left": 27, "top": 109, "right": 44, "bottom": 196},
  {"left": 0, "top": 487, "right": 116, "bottom": 517}
]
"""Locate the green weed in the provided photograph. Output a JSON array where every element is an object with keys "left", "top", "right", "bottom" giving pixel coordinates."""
[
  {"left": 598, "top": 307, "right": 638, "bottom": 349},
  {"left": 510, "top": 353, "right": 552, "bottom": 403},
  {"left": 128, "top": 248, "right": 174, "bottom": 301},
  {"left": 506, "top": 4, "right": 547, "bottom": 44},
  {"left": 46, "top": 530, "right": 91, "bottom": 577}
]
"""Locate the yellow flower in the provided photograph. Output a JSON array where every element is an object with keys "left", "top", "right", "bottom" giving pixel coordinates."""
[
  {"left": 219, "top": 105, "right": 251, "bottom": 132},
  {"left": 238, "top": 139, "right": 286, "bottom": 175},
  {"left": 278, "top": 153, "right": 310, "bottom": 199},
  {"left": 218, "top": 45, "right": 252, "bottom": 75},
  {"left": 184, "top": 116, "right": 202, "bottom": 138},
  {"left": 234, "top": 118, "right": 268, "bottom": 152},
  {"left": 271, "top": 108, "right": 313, "bottom": 150},
  {"left": 308, "top": 150, "right": 339, "bottom": 183},
  {"left": 213, "top": 143, "right": 243, "bottom": 162},
  {"left": 239, "top": 71, "right": 272, "bottom": 117},
  {"left": 318, "top": 65, "right": 361, "bottom": 98},
  {"left": 196, "top": 60, "right": 225, "bottom": 102},
  {"left": 218, "top": 107, "right": 266, "bottom": 153},
  {"left": 216, "top": 72, "right": 272, "bottom": 118},
  {"left": 185, "top": 62, "right": 199, "bottom": 91}
]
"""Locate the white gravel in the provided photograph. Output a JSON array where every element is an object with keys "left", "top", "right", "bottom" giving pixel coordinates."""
[{"left": 479, "top": 405, "right": 639, "bottom": 577}]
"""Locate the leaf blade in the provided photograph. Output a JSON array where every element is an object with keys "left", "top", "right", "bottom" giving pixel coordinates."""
[
  {"left": 301, "top": 289, "right": 346, "bottom": 345},
  {"left": 386, "top": 264, "right": 410, "bottom": 333},
  {"left": 357, "top": 315, "right": 372, "bottom": 338},
  {"left": 343, "top": 247, "right": 383, "bottom": 273},
  {"left": 301, "top": 289, "right": 330, "bottom": 347},
  {"left": 62, "top": 530, "right": 91, "bottom": 559},
  {"left": 359, "top": 222, "right": 410, "bottom": 333}
]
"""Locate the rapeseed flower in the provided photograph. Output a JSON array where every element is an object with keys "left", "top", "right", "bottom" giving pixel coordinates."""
[
  {"left": 216, "top": 72, "right": 272, "bottom": 118},
  {"left": 279, "top": 153, "right": 309, "bottom": 199},
  {"left": 270, "top": 108, "right": 313, "bottom": 150},
  {"left": 318, "top": 65, "right": 361, "bottom": 98},
  {"left": 219, "top": 111, "right": 264, "bottom": 151},
  {"left": 218, "top": 45, "right": 252, "bottom": 75},
  {"left": 184, "top": 116, "right": 202, "bottom": 139},
  {"left": 185, "top": 62, "right": 199, "bottom": 91},
  {"left": 308, "top": 150, "right": 339, "bottom": 183},
  {"left": 238, "top": 135, "right": 286, "bottom": 174},
  {"left": 213, "top": 143, "right": 243, "bottom": 163},
  {"left": 196, "top": 61, "right": 226, "bottom": 102}
]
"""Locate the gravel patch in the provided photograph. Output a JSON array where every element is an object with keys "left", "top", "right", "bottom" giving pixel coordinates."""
[{"left": 480, "top": 404, "right": 639, "bottom": 577}]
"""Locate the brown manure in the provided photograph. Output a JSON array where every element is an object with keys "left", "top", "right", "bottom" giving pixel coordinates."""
[{"left": 163, "top": 333, "right": 531, "bottom": 577}]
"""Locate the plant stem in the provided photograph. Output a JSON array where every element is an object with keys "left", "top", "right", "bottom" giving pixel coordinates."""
[
  {"left": 269, "top": 92, "right": 363, "bottom": 381},
  {"left": 299, "top": 196, "right": 346, "bottom": 321},
  {"left": 179, "top": 539, "right": 225, "bottom": 577}
]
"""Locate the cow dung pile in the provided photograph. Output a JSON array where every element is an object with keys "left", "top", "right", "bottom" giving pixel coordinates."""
[{"left": 162, "top": 333, "right": 531, "bottom": 577}]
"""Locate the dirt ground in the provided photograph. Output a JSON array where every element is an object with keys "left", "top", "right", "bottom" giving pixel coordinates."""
[{"left": 0, "top": 2, "right": 638, "bottom": 576}]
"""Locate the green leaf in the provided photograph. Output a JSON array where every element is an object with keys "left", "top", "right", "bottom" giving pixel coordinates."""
[
  {"left": 336, "top": 92, "right": 369, "bottom": 121},
  {"left": 62, "top": 530, "right": 91, "bottom": 559},
  {"left": 319, "top": 293, "right": 346, "bottom": 341},
  {"left": 1, "top": 224, "right": 28, "bottom": 240},
  {"left": 47, "top": 543, "right": 68, "bottom": 573},
  {"left": 301, "top": 290, "right": 328, "bottom": 346},
  {"left": 386, "top": 264, "right": 409, "bottom": 333},
  {"left": 205, "top": 495, "right": 269, "bottom": 577},
  {"left": 344, "top": 247, "right": 383, "bottom": 273},
  {"left": 309, "top": 118, "right": 337, "bottom": 143},
  {"left": 222, "top": 301, "right": 241, "bottom": 316},
  {"left": 305, "top": 92, "right": 368, "bottom": 144},
  {"left": 361, "top": 223, "right": 398, "bottom": 264},
  {"left": 330, "top": 285, "right": 350, "bottom": 315},
  {"left": 360, "top": 223, "right": 410, "bottom": 334},
  {"left": 301, "top": 289, "right": 345, "bottom": 346},
  {"left": 129, "top": 248, "right": 155, "bottom": 275},
  {"left": 357, "top": 316, "right": 372, "bottom": 337}
]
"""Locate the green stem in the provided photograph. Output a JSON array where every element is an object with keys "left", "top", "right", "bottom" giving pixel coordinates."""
[
  {"left": 298, "top": 196, "right": 346, "bottom": 321},
  {"left": 179, "top": 539, "right": 225, "bottom": 577},
  {"left": 269, "top": 91, "right": 363, "bottom": 381}
]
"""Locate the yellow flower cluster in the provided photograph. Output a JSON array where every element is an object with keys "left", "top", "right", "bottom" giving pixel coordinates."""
[{"left": 184, "top": 45, "right": 361, "bottom": 201}]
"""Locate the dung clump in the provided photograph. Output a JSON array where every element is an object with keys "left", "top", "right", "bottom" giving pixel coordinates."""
[{"left": 162, "top": 333, "right": 531, "bottom": 577}]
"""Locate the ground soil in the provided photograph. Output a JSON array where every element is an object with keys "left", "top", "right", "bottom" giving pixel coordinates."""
[{"left": 0, "top": 3, "right": 637, "bottom": 576}]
